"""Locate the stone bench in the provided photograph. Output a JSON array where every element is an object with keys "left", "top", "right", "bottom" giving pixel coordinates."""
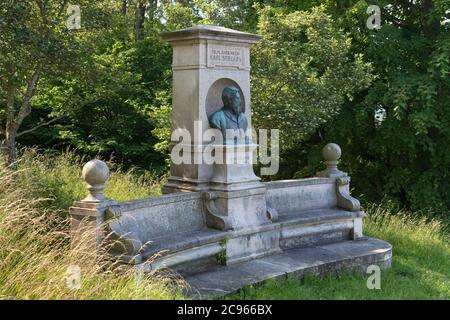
[
  {"left": 87, "top": 192, "right": 228, "bottom": 273},
  {"left": 265, "top": 177, "right": 365, "bottom": 250},
  {"left": 70, "top": 144, "right": 366, "bottom": 276}
]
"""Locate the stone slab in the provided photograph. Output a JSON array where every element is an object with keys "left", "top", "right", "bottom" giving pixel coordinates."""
[{"left": 185, "top": 237, "right": 392, "bottom": 299}]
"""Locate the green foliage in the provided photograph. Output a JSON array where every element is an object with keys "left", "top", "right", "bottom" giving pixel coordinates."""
[
  {"left": 18, "top": 13, "right": 173, "bottom": 169},
  {"left": 227, "top": 204, "right": 449, "bottom": 300},
  {"left": 2, "top": 0, "right": 449, "bottom": 222},
  {"left": 0, "top": 0, "right": 110, "bottom": 83},
  {"left": 195, "top": 0, "right": 260, "bottom": 31},
  {"left": 0, "top": 0, "right": 114, "bottom": 132},
  {"left": 157, "top": 0, "right": 201, "bottom": 31},
  {"left": 251, "top": 5, "right": 373, "bottom": 150},
  {"left": 15, "top": 148, "right": 163, "bottom": 213},
  {"left": 310, "top": 0, "right": 450, "bottom": 218},
  {"left": 149, "top": 91, "right": 173, "bottom": 163},
  {"left": 215, "top": 236, "right": 229, "bottom": 265},
  {"left": 247, "top": 0, "right": 450, "bottom": 218}
]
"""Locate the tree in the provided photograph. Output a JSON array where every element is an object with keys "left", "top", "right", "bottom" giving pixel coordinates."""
[
  {"left": 302, "top": 0, "right": 450, "bottom": 218},
  {"left": 194, "top": 0, "right": 260, "bottom": 31},
  {"left": 134, "top": 0, "right": 158, "bottom": 40},
  {"left": 0, "top": 0, "right": 113, "bottom": 166},
  {"left": 22, "top": 4, "right": 175, "bottom": 170},
  {"left": 251, "top": 5, "right": 373, "bottom": 150}
]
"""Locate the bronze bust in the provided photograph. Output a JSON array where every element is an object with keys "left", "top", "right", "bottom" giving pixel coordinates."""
[{"left": 209, "top": 86, "right": 249, "bottom": 144}]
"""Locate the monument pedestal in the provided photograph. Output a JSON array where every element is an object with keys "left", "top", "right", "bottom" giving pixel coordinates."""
[
  {"left": 202, "top": 144, "right": 280, "bottom": 264},
  {"left": 160, "top": 25, "right": 261, "bottom": 194},
  {"left": 210, "top": 144, "right": 260, "bottom": 189},
  {"left": 205, "top": 144, "right": 270, "bottom": 227},
  {"left": 203, "top": 183, "right": 281, "bottom": 265}
]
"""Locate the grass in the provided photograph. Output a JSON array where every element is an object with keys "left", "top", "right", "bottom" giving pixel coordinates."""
[
  {"left": 0, "top": 149, "right": 183, "bottom": 300},
  {"left": 228, "top": 205, "right": 449, "bottom": 300},
  {"left": 0, "top": 149, "right": 448, "bottom": 299},
  {"left": 16, "top": 148, "right": 164, "bottom": 212}
]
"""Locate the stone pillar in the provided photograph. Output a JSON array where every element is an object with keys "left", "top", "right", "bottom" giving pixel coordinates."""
[{"left": 160, "top": 25, "right": 262, "bottom": 193}]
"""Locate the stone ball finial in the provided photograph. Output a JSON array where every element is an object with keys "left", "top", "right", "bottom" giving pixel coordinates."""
[
  {"left": 317, "top": 143, "right": 346, "bottom": 178},
  {"left": 81, "top": 160, "right": 109, "bottom": 202},
  {"left": 322, "top": 143, "right": 341, "bottom": 162}
]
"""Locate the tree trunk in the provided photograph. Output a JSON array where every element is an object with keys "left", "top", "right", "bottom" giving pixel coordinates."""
[
  {"left": 4, "top": 72, "right": 17, "bottom": 167},
  {"left": 121, "top": 0, "right": 127, "bottom": 16},
  {"left": 421, "top": 0, "right": 440, "bottom": 37},
  {"left": 2, "top": 70, "right": 39, "bottom": 168},
  {"left": 134, "top": 1, "right": 146, "bottom": 40},
  {"left": 5, "top": 126, "right": 17, "bottom": 166}
]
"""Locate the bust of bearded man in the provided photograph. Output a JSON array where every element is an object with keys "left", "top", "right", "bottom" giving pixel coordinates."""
[{"left": 209, "top": 86, "right": 249, "bottom": 144}]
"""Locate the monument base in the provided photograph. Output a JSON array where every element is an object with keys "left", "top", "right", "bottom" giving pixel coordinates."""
[
  {"left": 226, "top": 225, "right": 281, "bottom": 265},
  {"left": 71, "top": 164, "right": 393, "bottom": 299},
  {"left": 185, "top": 237, "right": 392, "bottom": 299}
]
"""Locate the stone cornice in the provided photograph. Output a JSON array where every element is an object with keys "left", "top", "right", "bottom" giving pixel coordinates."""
[{"left": 161, "top": 25, "right": 262, "bottom": 44}]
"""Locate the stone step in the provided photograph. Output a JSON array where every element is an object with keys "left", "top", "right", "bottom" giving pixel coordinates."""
[
  {"left": 277, "top": 208, "right": 359, "bottom": 249},
  {"left": 277, "top": 208, "right": 355, "bottom": 227},
  {"left": 140, "top": 208, "right": 360, "bottom": 275},
  {"left": 143, "top": 208, "right": 355, "bottom": 258},
  {"left": 140, "top": 228, "right": 225, "bottom": 260},
  {"left": 185, "top": 237, "right": 392, "bottom": 299}
]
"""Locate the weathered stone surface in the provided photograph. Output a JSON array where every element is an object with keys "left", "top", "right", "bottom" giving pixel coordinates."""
[
  {"left": 70, "top": 199, "right": 117, "bottom": 252},
  {"left": 280, "top": 230, "right": 351, "bottom": 250},
  {"left": 69, "top": 26, "right": 393, "bottom": 294},
  {"left": 209, "top": 144, "right": 260, "bottom": 188},
  {"left": 111, "top": 192, "right": 205, "bottom": 242},
  {"left": 277, "top": 208, "right": 354, "bottom": 226},
  {"left": 265, "top": 178, "right": 338, "bottom": 213},
  {"left": 161, "top": 25, "right": 262, "bottom": 193},
  {"left": 317, "top": 143, "right": 347, "bottom": 178},
  {"left": 226, "top": 228, "right": 281, "bottom": 265},
  {"left": 140, "top": 229, "right": 225, "bottom": 259},
  {"left": 81, "top": 160, "right": 110, "bottom": 202},
  {"left": 71, "top": 173, "right": 379, "bottom": 274},
  {"left": 185, "top": 238, "right": 392, "bottom": 299}
]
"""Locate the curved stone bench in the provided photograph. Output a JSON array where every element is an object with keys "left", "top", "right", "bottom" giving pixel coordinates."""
[{"left": 70, "top": 144, "right": 386, "bottom": 280}]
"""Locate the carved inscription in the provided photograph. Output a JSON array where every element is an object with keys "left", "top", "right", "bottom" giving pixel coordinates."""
[{"left": 208, "top": 45, "right": 244, "bottom": 68}]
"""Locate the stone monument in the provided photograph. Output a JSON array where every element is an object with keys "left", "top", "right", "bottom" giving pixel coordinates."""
[
  {"left": 69, "top": 25, "right": 392, "bottom": 299},
  {"left": 160, "top": 25, "right": 260, "bottom": 194}
]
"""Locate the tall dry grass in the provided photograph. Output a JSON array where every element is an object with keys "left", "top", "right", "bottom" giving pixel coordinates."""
[{"left": 0, "top": 150, "right": 184, "bottom": 300}]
